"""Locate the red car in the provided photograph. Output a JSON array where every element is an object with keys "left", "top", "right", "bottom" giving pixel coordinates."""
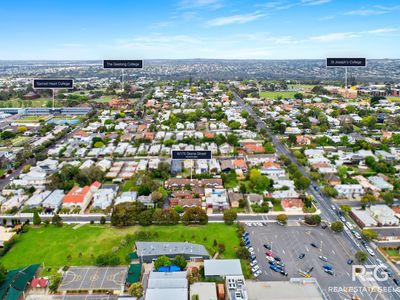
[{"left": 265, "top": 251, "right": 273, "bottom": 257}]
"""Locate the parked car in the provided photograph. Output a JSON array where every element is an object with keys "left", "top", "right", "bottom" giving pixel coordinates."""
[
  {"left": 265, "top": 250, "right": 273, "bottom": 257},
  {"left": 250, "top": 260, "right": 258, "bottom": 267},
  {"left": 274, "top": 256, "right": 281, "bottom": 262},
  {"left": 280, "top": 269, "right": 288, "bottom": 276},
  {"left": 310, "top": 243, "right": 318, "bottom": 248},
  {"left": 393, "top": 278, "right": 400, "bottom": 286},
  {"left": 253, "top": 269, "right": 262, "bottom": 278},
  {"left": 347, "top": 259, "right": 354, "bottom": 265},
  {"left": 324, "top": 269, "right": 335, "bottom": 276},
  {"left": 266, "top": 255, "right": 275, "bottom": 262},
  {"left": 270, "top": 265, "right": 279, "bottom": 272},
  {"left": 263, "top": 244, "right": 271, "bottom": 250},
  {"left": 319, "top": 256, "right": 328, "bottom": 262},
  {"left": 323, "top": 265, "right": 333, "bottom": 271},
  {"left": 251, "top": 265, "right": 260, "bottom": 273},
  {"left": 299, "top": 253, "right": 305, "bottom": 259}
]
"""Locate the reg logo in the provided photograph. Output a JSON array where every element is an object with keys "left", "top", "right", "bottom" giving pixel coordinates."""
[{"left": 352, "top": 265, "right": 389, "bottom": 282}]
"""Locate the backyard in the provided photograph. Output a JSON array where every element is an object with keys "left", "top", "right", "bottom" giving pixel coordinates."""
[{"left": 0, "top": 224, "right": 241, "bottom": 270}]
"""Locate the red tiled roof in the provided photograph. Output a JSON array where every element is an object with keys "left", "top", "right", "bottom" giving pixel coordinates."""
[{"left": 31, "top": 278, "right": 48, "bottom": 288}]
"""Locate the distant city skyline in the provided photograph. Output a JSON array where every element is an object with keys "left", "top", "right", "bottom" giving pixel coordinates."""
[{"left": 1, "top": 0, "right": 400, "bottom": 60}]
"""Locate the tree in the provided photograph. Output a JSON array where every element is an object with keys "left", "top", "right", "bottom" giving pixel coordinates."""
[
  {"left": 151, "top": 191, "right": 163, "bottom": 204},
  {"left": 294, "top": 176, "right": 311, "bottom": 190},
  {"left": 330, "top": 221, "right": 344, "bottom": 233},
  {"left": 382, "top": 192, "right": 394, "bottom": 206},
  {"left": 17, "top": 125, "right": 28, "bottom": 134},
  {"left": 228, "top": 121, "right": 241, "bottom": 130},
  {"left": 100, "top": 216, "right": 106, "bottom": 224},
  {"left": 33, "top": 211, "right": 41, "bottom": 226},
  {"left": 276, "top": 214, "right": 288, "bottom": 224},
  {"left": 249, "top": 169, "right": 271, "bottom": 193},
  {"left": 355, "top": 251, "right": 368, "bottom": 263},
  {"left": 361, "top": 116, "right": 377, "bottom": 129},
  {"left": 111, "top": 202, "right": 146, "bottom": 226},
  {"left": 236, "top": 247, "right": 250, "bottom": 259},
  {"left": 93, "top": 141, "right": 105, "bottom": 148},
  {"left": 294, "top": 92, "right": 304, "bottom": 99},
  {"left": 362, "top": 229, "right": 378, "bottom": 241},
  {"left": 128, "top": 282, "right": 144, "bottom": 298},
  {"left": 174, "top": 205, "right": 184, "bottom": 214},
  {"left": 172, "top": 255, "right": 187, "bottom": 269},
  {"left": 154, "top": 255, "right": 171, "bottom": 270},
  {"left": 22, "top": 164, "right": 31, "bottom": 174},
  {"left": 361, "top": 193, "right": 376, "bottom": 206},
  {"left": 323, "top": 186, "right": 338, "bottom": 197},
  {"left": 340, "top": 205, "right": 351, "bottom": 213},
  {"left": 223, "top": 209, "right": 237, "bottom": 225},
  {"left": 138, "top": 210, "right": 154, "bottom": 226},
  {"left": 304, "top": 215, "right": 321, "bottom": 225},
  {"left": 182, "top": 207, "right": 208, "bottom": 225},
  {"left": 51, "top": 214, "right": 62, "bottom": 227},
  {"left": 96, "top": 253, "right": 121, "bottom": 266},
  {"left": 0, "top": 265, "right": 6, "bottom": 285}
]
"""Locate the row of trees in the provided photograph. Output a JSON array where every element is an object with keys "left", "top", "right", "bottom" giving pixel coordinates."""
[{"left": 111, "top": 203, "right": 208, "bottom": 226}]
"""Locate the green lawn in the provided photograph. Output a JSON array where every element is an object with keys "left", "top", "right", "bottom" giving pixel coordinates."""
[
  {"left": 0, "top": 98, "right": 55, "bottom": 108},
  {"left": 388, "top": 97, "right": 400, "bottom": 102},
  {"left": 121, "top": 180, "right": 135, "bottom": 192},
  {"left": 91, "top": 95, "right": 116, "bottom": 103},
  {"left": 259, "top": 91, "right": 298, "bottom": 99},
  {"left": 0, "top": 224, "right": 240, "bottom": 270},
  {"left": 11, "top": 136, "right": 31, "bottom": 147}
]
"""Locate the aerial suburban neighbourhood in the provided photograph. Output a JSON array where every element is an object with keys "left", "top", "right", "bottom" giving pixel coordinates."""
[{"left": 1, "top": 1, "right": 400, "bottom": 300}]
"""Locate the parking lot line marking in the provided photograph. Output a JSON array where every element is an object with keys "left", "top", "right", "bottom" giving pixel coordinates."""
[
  {"left": 331, "top": 249, "right": 335, "bottom": 255},
  {"left": 306, "top": 246, "right": 309, "bottom": 252},
  {"left": 282, "top": 249, "right": 285, "bottom": 254}
]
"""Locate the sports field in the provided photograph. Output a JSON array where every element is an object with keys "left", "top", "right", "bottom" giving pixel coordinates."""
[
  {"left": 259, "top": 91, "right": 298, "bottom": 99},
  {"left": 0, "top": 224, "right": 240, "bottom": 270}
]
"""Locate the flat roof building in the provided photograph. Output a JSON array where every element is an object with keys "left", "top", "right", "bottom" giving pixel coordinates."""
[
  {"left": 145, "top": 271, "right": 188, "bottom": 300},
  {"left": 204, "top": 259, "right": 243, "bottom": 278},
  {"left": 136, "top": 242, "right": 209, "bottom": 263},
  {"left": 246, "top": 280, "right": 324, "bottom": 300}
]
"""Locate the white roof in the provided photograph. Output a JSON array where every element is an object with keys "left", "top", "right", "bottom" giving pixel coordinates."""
[{"left": 204, "top": 259, "right": 243, "bottom": 277}]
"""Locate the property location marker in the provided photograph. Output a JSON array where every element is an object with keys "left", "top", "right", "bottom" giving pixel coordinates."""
[{"left": 33, "top": 79, "right": 74, "bottom": 110}]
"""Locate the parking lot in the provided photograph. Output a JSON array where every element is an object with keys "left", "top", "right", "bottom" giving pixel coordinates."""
[{"left": 244, "top": 222, "right": 387, "bottom": 300}]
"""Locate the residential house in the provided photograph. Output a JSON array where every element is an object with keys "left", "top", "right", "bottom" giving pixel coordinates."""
[
  {"left": 281, "top": 198, "right": 304, "bottom": 213},
  {"left": 63, "top": 181, "right": 101, "bottom": 211}
]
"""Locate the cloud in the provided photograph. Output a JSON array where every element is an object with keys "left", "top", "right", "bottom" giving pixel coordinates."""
[
  {"left": 310, "top": 28, "right": 398, "bottom": 42},
  {"left": 345, "top": 5, "right": 400, "bottom": 16},
  {"left": 300, "top": 0, "right": 331, "bottom": 6},
  {"left": 206, "top": 12, "right": 266, "bottom": 27},
  {"left": 178, "top": 0, "right": 223, "bottom": 10},
  {"left": 345, "top": 9, "right": 386, "bottom": 16},
  {"left": 310, "top": 32, "right": 360, "bottom": 42}
]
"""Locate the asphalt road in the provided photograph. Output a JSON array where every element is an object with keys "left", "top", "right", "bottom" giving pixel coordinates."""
[{"left": 231, "top": 89, "right": 400, "bottom": 299}]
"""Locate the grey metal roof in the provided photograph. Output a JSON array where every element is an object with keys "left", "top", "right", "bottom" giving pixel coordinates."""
[
  {"left": 136, "top": 241, "right": 209, "bottom": 258},
  {"left": 204, "top": 259, "right": 243, "bottom": 277},
  {"left": 148, "top": 271, "right": 188, "bottom": 289}
]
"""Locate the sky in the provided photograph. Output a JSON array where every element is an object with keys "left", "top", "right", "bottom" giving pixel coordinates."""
[{"left": 0, "top": 0, "right": 399, "bottom": 60}]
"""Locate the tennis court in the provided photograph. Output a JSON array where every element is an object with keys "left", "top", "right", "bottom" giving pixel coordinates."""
[{"left": 59, "top": 266, "right": 127, "bottom": 291}]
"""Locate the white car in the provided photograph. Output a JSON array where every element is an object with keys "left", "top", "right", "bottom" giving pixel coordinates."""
[
  {"left": 253, "top": 269, "right": 262, "bottom": 277},
  {"left": 257, "top": 222, "right": 263, "bottom": 226},
  {"left": 248, "top": 247, "right": 254, "bottom": 252},
  {"left": 246, "top": 222, "right": 252, "bottom": 227},
  {"left": 266, "top": 256, "right": 275, "bottom": 262},
  {"left": 345, "top": 222, "right": 354, "bottom": 230},
  {"left": 366, "top": 247, "right": 375, "bottom": 256},
  {"left": 251, "top": 265, "right": 260, "bottom": 273},
  {"left": 354, "top": 232, "right": 362, "bottom": 240},
  {"left": 250, "top": 260, "right": 258, "bottom": 267}
]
